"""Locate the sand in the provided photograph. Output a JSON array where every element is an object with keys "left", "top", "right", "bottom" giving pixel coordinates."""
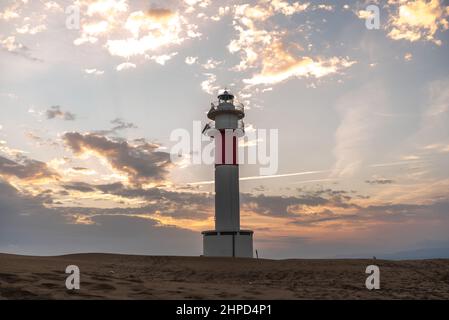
[{"left": 1, "top": 253, "right": 448, "bottom": 299}]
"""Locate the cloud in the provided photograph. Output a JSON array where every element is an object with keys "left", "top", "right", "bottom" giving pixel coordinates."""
[
  {"left": 104, "top": 8, "right": 199, "bottom": 58},
  {"left": 409, "top": 78, "right": 449, "bottom": 157},
  {"left": 85, "top": 0, "right": 129, "bottom": 17},
  {"left": 0, "top": 172, "right": 449, "bottom": 258},
  {"left": 404, "top": 52, "right": 413, "bottom": 61},
  {"left": 58, "top": 181, "right": 213, "bottom": 220},
  {"left": 201, "top": 73, "right": 219, "bottom": 94},
  {"left": 365, "top": 179, "right": 395, "bottom": 185},
  {"left": 147, "top": 52, "right": 178, "bottom": 65},
  {"left": 287, "top": 200, "right": 449, "bottom": 227},
  {"left": 84, "top": 68, "right": 105, "bottom": 75},
  {"left": 71, "top": 0, "right": 126, "bottom": 45},
  {"left": 387, "top": 0, "right": 449, "bottom": 45},
  {"left": 242, "top": 193, "right": 325, "bottom": 217},
  {"left": 95, "top": 118, "right": 137, "bottom": 135},
  {"left": 63, "top": 132, "right": 171, "bottom": 185},
  {"left": 0, "top": 2, "right": 22, "bottom": 21},
  {"left": 0, "top": 141, "right": 26, "bottom": 158},
  {"left": 332, "top": 83, "right": 390, "bottom": 177},
  {"left": 201, "top": 58, "right": 222, "bottom": 70},
  {"left": 241, "top": 188, "right": 358, "bottom": 217},
  {"left": 125, "top": 8, "right": 175, "bottom": 37},
  {"left": 44, "top": 1, "right": 62, "bottom": 12},
  {"left": 233, "top": 1, "right": 309, "bottom": 22},
  {"left": 71, "top": 1, "right": 202, "bottom": 61},
  {"left": 0, "top": 36, "right": 41, "bottom": 61},
  {"left": 244, "top": 43, "right": 355, "bottom": 85},
  {"left": 2, "top": 174, "right": 448, "bottom": 257},
  {"left": 356, "top": 9, "right": 375, "bottom": 20},
  {"left": 0, "top": 155, "right": 60, "bottom": 183},
  {"left": 228, "top": 2, "right": 354, "bottom": 86},
  {"left": 271, "top": 0, "right": 310, "bottom": 16},
  {"left": 289, "top": 209, "right": 354, "bottom": 226},
  {"left": 185, "top": 56, "right": 198, "bottom": 64},
  {"left": 45, "top": 106, "right": 76, "bottom": 121},
  {"left": 116, "top": 62, "right": 136, "bottom": 71},
  {"left": 25, "top": 131, "right": 59, "bottom": 148},
  {"left": 51, "top": 179, "right": 361, "bottom": 222},
  {"left": 425, "top": 78, "right": 449, "bottom": 116},
  {"left": 16, "top": 24, "right": 46, "bottom": 35},
  {"left": 0, "top": 180, "right": 200, "bottom": 256},
  {"left": 67, "top": 180, "right": 448, "bottom": 233},
  {"left": 423, "top": 143, "right": 449, "bottom": 153},
  {"left": 62, "top": 182, "right": 97, "bottom": 193}
]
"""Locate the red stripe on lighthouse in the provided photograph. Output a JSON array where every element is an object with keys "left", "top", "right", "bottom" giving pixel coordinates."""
[
  {"left": 216, "top": 129, "right": 238, "bottom": 165},
  {"left": 221, "top": 130, "right": 225, "bottom": 164},
  {"left": 233, "top": 136, "right": 237, "bottom": 165}
]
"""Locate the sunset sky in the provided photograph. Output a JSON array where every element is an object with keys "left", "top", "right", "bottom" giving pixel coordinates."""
[{"left": 1, "top": 0, "right": 449, "bottom": 258}]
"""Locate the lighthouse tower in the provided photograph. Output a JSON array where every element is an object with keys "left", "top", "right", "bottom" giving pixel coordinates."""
[{"left": 201, "top": 90, "right": 254, "bottom": 258}]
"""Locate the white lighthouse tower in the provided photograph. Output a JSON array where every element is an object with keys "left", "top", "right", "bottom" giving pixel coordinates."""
[{"left": 201, "top": 90, "right": 254, "bottom": 258}]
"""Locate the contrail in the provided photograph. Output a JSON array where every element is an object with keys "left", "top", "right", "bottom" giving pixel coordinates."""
[
  {"left": 369, "top": 160, "right": 425, "bottom": 168},
  {"left": 187, "top": 170, "right": 329, "bottom": 185}
]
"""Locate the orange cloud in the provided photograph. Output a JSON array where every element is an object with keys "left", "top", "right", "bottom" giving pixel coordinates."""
[
  {"left": 387, "top": 0, "right": 449, "bottom": 45},
  {"left": 229, "top": 2, "right": 354, "bottom": 86},
  {"left": 72, "top": 1, "right": 201, "bottom": 60},
  {"left": 244, "top": 41, "right": 355, "bottom": 85},
  {"left": 0, "top": 155, "right": 60, "bottom": 183},
  {"left": 63, "top": 132, "right": 171, "bottom": 185}
]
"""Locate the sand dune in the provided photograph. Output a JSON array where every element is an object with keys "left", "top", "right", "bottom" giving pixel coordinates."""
[{"left": 1, "top": 253, "right": 448, "bottom": 299}]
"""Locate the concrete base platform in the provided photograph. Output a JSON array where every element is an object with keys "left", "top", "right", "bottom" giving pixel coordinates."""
[{"left": 202, "top": 230, "right": 253, "bottom": 258}]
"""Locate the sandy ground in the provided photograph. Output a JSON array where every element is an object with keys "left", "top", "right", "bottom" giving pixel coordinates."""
[{"left": 1, "top": 253, "right": 449, "bottom": 299}]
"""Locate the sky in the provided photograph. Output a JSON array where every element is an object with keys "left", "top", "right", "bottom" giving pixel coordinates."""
[{"left": 1, "top": 0, "right": 449, "bottom": 259}]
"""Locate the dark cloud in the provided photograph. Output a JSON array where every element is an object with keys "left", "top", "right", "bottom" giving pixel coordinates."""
[
  {"left": 62, "top": 182, "right": 96, "bottom": 193},
  {"left": 95, "top": 182, "right": 126, "bottom": 194},
  {"left": 0, "top": 37, "right": 43, "bottom": 62},
  {"left": 289, "top": 209, "right": 359, "bottom": 226},
  {"left": 58, "top": 181, "right": 360, "bottom": 220},
  {"left": 2, "top": 176, "right": 449, "bottom": 258},
  {"left": 240, "top": 188, "right": 358, "bottom": 217},
  {"left": 0, "top": 155, "right": 59, "bottom": 182},
  {"left": 365, "top": 179, "right": 395, "bottom": 185},
  {"left": 72, "top": 167, "right": 89, "bottom": 171},
  {"left": 25, "top": 131, "right": 59, "bottom": 147},
  {"left": 54, "top": 177, "right": 369, "bottom": 220},
  {"left": 63, "top": 132, "right": 171, "bottom": 185},
  {"left": 95, "top": 118, "right": 137, "bottom": 135},
  {"left": 147, "top": 8, "right": 173, "bottom": 19},
  {"left": 46, "top": 106, "right": 76, "bottom": 121},
  {"left": 289, "top": 201, "right": 449, "bottom": 227},
  {"left": 0, "top": 180, "right": 201, "bottom": 256},
  {"left": 59, "top": 181, "right": 213, "bottom": 220},
  {"left": 111, "top": 118, "right": 137, "bottom": 130},
  {"left": 241, "top": 194, "right": 323, "bottom": 216}
]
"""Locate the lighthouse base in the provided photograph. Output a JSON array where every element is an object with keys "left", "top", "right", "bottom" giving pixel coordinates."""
[{"left": 202, "top": 230, "right": 253, "bottom": 258}]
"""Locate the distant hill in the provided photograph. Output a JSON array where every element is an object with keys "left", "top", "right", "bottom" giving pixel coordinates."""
[
  {"left": 379, "top": 247, "right": 449, "bottom": 260},
  {"left": 334, "top": 247, "right": 449, "bottom": 260}
]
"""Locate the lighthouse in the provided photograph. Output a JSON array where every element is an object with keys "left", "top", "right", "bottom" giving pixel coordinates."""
[{"left": 201, "top": 90, "right": 254, "bottom": 258}]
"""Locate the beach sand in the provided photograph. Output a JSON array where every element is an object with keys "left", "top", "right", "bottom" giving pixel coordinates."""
[{"left": 1, "top": 253, "right": 448, "bottom": 299}]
